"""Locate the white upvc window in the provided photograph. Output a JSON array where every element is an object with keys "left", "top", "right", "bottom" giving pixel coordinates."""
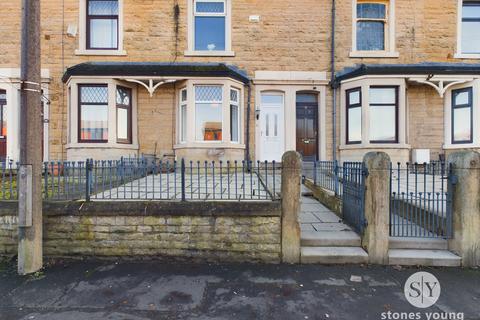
[
  {"left": 455, "top": 0, "right": 480, "bottom": 59},
  {"left": 350, "top": 0, "right": 398, "bottom": 58},
  {"left": 76, "top": 0, "right": 127, "bottom": 56},
  {"left": 185, "top": 0, "right": 234, "bottom": 56},
  {"left": 195, "top": 85, "right": 224, "bottom": 142},
  {"left": 179, "top": 88, "right": 188, "bottom": 143},
  {"left": 230, "top": 88, "right": 240, "bottom": 143}
]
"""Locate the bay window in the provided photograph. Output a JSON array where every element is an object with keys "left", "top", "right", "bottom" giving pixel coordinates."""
[
  {"left": 116, "top": 86, "right": 132, "bottom": 144},
  {"left": 452, "top": 87, "right": 473, "bottom": 144},
  {"left": 195, "top": 85, "right": 223, "bottom": 141},
  {"left": 79, "top": 85, "right": 109, "bottom": 142},
  {"left": 346, "top": 88, "right": 362, "bottom": 144},
  {"left": 86, "top": 0, "right": 119, "bottom": 50},
  {"left": 369, "top": 87, "right": 398, "bottom": 143}
]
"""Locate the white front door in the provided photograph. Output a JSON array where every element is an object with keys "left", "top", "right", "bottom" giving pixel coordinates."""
[{"left": 260, "top": 93, "right": 284, "bottom": 162}]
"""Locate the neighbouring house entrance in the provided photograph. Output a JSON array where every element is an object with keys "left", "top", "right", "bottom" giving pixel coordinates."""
[
  {"left": 259, "top": 92, "right": 284, "bottom": 162},
  {"left": 0, "top": 90, "right": 6, "bottom": 160},
  {"left": 296, "top": 93, "right": 318, "bottom": 162}
]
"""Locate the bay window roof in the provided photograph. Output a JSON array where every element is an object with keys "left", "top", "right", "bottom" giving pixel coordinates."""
[
  {"left": 335, "top": 63, "right": 480, "bottom": 85},
  {"left": 62, "top": 62, "right": 250, "bottom": 84}
]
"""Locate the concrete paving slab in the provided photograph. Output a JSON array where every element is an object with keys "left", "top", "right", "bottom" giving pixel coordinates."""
[
  {"left": 388, "top": 249, "right": 461, "bottom": 267},
  {"left": 301, "top": 230, "right": 361, "bottom": 247}
]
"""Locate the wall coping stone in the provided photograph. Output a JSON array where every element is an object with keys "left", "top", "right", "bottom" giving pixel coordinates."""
[{"left": 0, "top": 201, "right": 282, "bottom": 217}]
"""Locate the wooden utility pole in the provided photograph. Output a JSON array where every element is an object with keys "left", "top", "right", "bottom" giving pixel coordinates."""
[{"left": 18, "top": 0, "right": 43, "bottom": 275}]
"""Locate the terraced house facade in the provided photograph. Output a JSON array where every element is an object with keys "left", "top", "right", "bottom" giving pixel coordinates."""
[{"left": 1, "top": 0, "right": 480, "bottom": 164}]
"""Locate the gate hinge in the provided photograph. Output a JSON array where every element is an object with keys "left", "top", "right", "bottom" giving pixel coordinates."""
[
  {"left": 449, "top": 175, "right": 458, "bottom": 185},
  {"left": 363, "top": 168, "right": 369, "bottom": 177}
]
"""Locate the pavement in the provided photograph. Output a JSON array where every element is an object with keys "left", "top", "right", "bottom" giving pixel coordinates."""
[{"left": 0, "top": 258, "right": 479, "bottom": 320}]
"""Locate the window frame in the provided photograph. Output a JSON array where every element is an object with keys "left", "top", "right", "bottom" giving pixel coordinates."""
[
  {"left": 346, "top": 87, "right": 362, "bottom": 145},
  {"left": 230, "top": 88, "right": 241, "bottom": 143},
  {"left": 0, "top": 90, "right": 6, "bottom": 139},
  {"left": 186, "top": 0, "right": 234, "bottom": 57},
  {"left": 457, "top": 1, "right": 480, "bottom": 57},
  {"left": 350, "top": 0, "right": 398, "bottom": 58},
  {"left": 78, "top": 84, "right": 109, "bottom": 144},
  {"left": 369, "top": 86, "right": 399, "bottom": 144},
  {"left": 451, "top": 87, "right": 474, "bottom": 144},
  {"left": 116, "top": 86, "right": 132, "bottom": 144},
  {"left": 85, "top": 0, "right": 119, "bottom": 51},
  {"left": 179, "top": 88, "right": 188, "bottom": 144}
]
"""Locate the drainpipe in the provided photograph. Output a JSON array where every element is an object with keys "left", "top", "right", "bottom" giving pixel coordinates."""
[
  {"left": 245, "top": 82, "right": 252, "bottom": 162},
  {"left": 330, "top": 0, "right": 337, "bottom": 162}
]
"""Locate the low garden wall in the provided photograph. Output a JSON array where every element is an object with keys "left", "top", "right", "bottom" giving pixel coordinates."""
[{"left": 0, "top": 201, "right": 282, "bottom": 263}]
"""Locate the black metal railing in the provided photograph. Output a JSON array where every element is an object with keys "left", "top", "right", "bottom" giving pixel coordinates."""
[
  {"left": 390, "top": 162, "right": 453, "bottom": 239},
  {"left": 342, "top": 162, "right": 367, "bottom": 234},
  {"left": 303, "top": 161, "right": 343, "bottom": 197},
  {"left": 0, "top": 158, "right": 281, "bottom": 202}
]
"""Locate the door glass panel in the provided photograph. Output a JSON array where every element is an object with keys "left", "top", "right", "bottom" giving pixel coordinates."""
[
  {"left": 261, "top": 94, "right": 283, "bottom": 105},
  {"left": 296, "top": 94, "right": 317, "bottom": 104}
]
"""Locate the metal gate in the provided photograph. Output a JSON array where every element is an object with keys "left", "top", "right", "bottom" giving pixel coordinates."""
[{"left": 342, "top": 162, "right": 367, "bottom": 234}]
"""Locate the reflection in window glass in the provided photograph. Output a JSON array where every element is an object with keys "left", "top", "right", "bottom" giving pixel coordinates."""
[
  {"left": 116, "top": 86, "right": 131, "bottom": 144},
  {"left": 230, "top": 89, "right": 240, "bottom": 143},
  {"left": 462, "top": 2, "right": 480, "bottom": 54},
  {"left": 369, "top": 87, "right": 397, "bottom": 143},
  {"left": 452, "top": 88, "right": 472, "bottom": 143},
  {"left": 179, "top": 89, "right": 187, "bottom": 143},
  {"left": 0, "top": 90, "right": 6, "bottom": 138},
  {"left": 195, "top": 86, "right": 223, "bottom": 141},
  {"left": 79, "top": 85, "right": 108, "bottom": 142}
]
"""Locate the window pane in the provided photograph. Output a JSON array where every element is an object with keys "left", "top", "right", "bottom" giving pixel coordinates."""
[
  {"left": 370, "top": 105, "right": 396, "bottom": 141},
  {"left": 81, "top": 104, "right": 108, "bottom": 141},
  {"left": 195, "top": 16, "right": 226, "bottom": 51},
  {"left": 181, "top": 104, "right": 187, "bottom": 142},
  {"left": 453, "top": 107, "right": 471, "bottom": 142},
  {"left": 348, "top": 107, "right": 362, "bottom": 142},
  {"left": 181, "top": 89, "right": 187, "bottom": 102},
  {"left": 357, "top": 3, "right": 386, "bottom": 19},
  {"left": 349, "top": 90, "right": 360, "bottom": 105},
  {"left": 1, "top": 106, "right": 6, "bottom": 137},
  {"left": 261, "top": 94, "right": 283, "bottom": 105},
  {"left": 195, "top": 86, "right": 223, "bottom": 102},
  {"left": 370, "top": 88, "right": 396, "bottom": 104},
  {"left": 80, "top": 86, "right": 108, "bottom": 103},
  {"left": 196, "top": 103, "right": 222, "bottom": 141},
  {"left": 88, "top": 0, "right": 118, "bottom": 15},
  {"left": 196, "top": 1, "right": 225, "bottom": 13},
  {"left": 357, "top": 21, "right": 385, "bottom": 51},
  {"left": 117, "top": 108, "right": 128, "bottom": 140},
  {"left": 454, "top": 90, "right": 470, "bottom": 105},
  {"left": 297, "top": 94, "right": 317, "bottom": 104},
  {"left": 0, "top": 90, "right": 6, "bottom": 101},
  {"left": 90, "top": 19, "right": 118, "bottom": 48},
  {"left": 463, "top": 3, "right": 480, "bottom": 19},
  {"left": 231, "top": 105, "right": 239, "bottom": 142},
  {"left": 230, "top": 89, "right": 238, "bottom": 103},
  {"left": 462, "top": 21, "right": 480, "bottom": 53},
  {"left": 116, "top": 87, "right": 130, "bottom": 105}
]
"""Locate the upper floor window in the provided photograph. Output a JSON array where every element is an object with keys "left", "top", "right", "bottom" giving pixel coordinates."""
[
  {"left": 452, "top": 87, "right": 473, "bottom": 144},
  {"left": 460, "top": 1, "right": 480, "bottom": 54},
  {"left": 86, "top": 0, "right": 119, "bottom": 50},
  {"left": 79, "top": 85, "right": 109, "bottom": 143},
  {"left": 356, "top": 2, "right": 387, "bottom": 51},
  {"left": 186, "top": 0, "right": 233, "bottom": 56},
  {"left": 351, "top": 0, "right": 398, "bottom": 58}
]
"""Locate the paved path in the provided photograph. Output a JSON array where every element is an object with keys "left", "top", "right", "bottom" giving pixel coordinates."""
[
  {"left": 300, "top": 185, "right": 353, "bottom": 235},
  {"left": 0, "top": 259, "right": 478, "bottom": 320}
]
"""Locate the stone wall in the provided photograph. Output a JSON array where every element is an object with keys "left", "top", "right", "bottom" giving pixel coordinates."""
[{"left": 0, "top": 201, "right": 282, "bottom": 263}]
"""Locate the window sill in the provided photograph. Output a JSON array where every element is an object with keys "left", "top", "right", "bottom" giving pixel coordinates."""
[
  {"left": 75, "top": 49, "right": 127, "bottom": 56},
  {"left": 184, "top": 50, "right": 235, "bottom": 57},
  {"left": 67, "top": 143, "right": 139, "bottom": 150},
  {"left": 339, "top": 143, "right": 411, "bottom": 150},
  {"left": 174, "top": 142, "right": 245, "bottom": 150},
  {"left": 454, "top": 53, "right": 480, "bottom": 60},
  {"left": 443, "top": 143, "right": 480, "bottom": 150},
  {"left": 349, "top": 51, "right": 400, "bottom": 58}
]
